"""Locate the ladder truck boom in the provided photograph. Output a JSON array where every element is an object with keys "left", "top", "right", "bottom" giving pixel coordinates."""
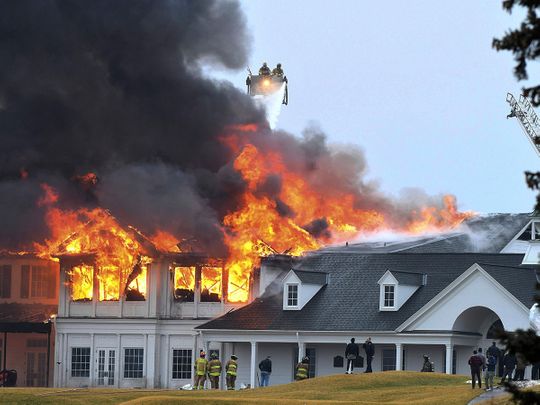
[{"left": 506, "top": 92, "right": 540, "bottom": 157}]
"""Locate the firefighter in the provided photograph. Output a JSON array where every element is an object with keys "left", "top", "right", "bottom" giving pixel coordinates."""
[
  {"left": 420, "top": 354, "right": 434, "bottom": 372},
  {"left": 207, "top": 352, "right": 222, "bottom": 389},
  {"left": 272, "top": 63, "right": 284, "bottom": 77},
  {"left": 259, "top": 62, "right": 271, "bottom": 76},
  {"left": 295, "top": 356, "right": 310, "bottom": 381},
  {"left": 194, "top": 351, "right": 208, "bottom": 389},
  {"left": 226, "top": 354, "right": 238, "bottom": 390}
]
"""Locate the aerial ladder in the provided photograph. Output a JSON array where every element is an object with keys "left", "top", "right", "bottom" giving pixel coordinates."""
[{"left": 506, "top": 92, "right": 540, "bottom": 157}]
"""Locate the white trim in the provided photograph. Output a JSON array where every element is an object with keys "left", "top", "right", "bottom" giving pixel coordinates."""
[
  {"left": 284, "top": 283, "right": 299, "bottom": 309},
  {"left": 396, "top": 263, "right": 530, "bottom": 332},
  {"left": 377, "top": 270, "right": 397, "bottom": 285},
  {"left": 382, "top": 284, "right": 396, "bottom": 310},
  {"left": 501, "top": 219, "right": 534, "bottom": 252}
]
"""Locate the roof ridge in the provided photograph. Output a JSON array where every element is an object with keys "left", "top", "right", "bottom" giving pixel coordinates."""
[{"left": 476, "top": 262, "right": 533, "bottom": 270}]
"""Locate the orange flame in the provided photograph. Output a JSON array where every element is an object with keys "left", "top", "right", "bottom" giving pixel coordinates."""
[
  {"left": 30, "top": 127, "right": 473, "bottom": 304},
  {"left": 222, "top": 141, "right": 474, "bottom": 301},
  {"left": 35, "top": 203, "right": 150, "bottom": 302}
]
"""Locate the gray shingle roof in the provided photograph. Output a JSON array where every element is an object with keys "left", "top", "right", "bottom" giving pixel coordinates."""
[
  {"left": 390, "top": 271, "right": 424, "bottom": 286},
  {"left": 293, "top": 270, "right": 327, "bottom": 285},
  {"left": 318, "top": 213, "right": 532, "bottom": 254},
  {"left": 198, "top": 253, "right": 537, "bottom": 332}
]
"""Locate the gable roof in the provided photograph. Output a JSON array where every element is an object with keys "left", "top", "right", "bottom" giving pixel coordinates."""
[
  {"left": 292, "top": 270, "right": 327, "bottom": 285},
  {"left": 197, "top": 253, "right": 537, "bottom": 332}
]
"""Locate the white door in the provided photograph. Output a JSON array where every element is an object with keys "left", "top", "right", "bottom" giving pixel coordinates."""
[{"left": 95, "top": 348, "right": 116, "bottom": 386}]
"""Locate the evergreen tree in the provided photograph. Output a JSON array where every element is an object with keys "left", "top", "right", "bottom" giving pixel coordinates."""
[{"left": 494, "top": 2, "right": 540, "bottom": 403}]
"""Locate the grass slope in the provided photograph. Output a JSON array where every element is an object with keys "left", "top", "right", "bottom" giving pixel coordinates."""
[{"left": 0, "top": 372, "right": 480, "bottom": 405}]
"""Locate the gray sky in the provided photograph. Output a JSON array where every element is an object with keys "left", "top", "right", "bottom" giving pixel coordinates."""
[{"left": 209, "top": 1, "right": 537, "bottom": 214}]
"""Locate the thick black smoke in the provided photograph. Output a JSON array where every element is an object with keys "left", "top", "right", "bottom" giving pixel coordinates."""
[
  {"left": 0, "top": 0, "right": 265, "bottom": 252},
  {"left": 0, "top": 1, "right": 465, "bottom": 253}
]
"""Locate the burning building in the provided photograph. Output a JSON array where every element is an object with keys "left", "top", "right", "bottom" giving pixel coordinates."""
[{"left": 0, "top": 0, "right": 527, "bottom": 390}]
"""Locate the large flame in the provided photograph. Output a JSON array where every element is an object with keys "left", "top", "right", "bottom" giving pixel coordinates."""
[
  {"left": 35, "top": 207, "right": 150, "bottom": 301},
  {"left": 222, "top": 138, "right": 473, "bottom": 301},
  {"left": 31, "top": 127, "right": 473, "bottom": 304}
]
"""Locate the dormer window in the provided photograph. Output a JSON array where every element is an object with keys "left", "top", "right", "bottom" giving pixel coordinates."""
[
  {"left": 383, "top": 285, "right": 395, "bottom": 308},
  {"left": 378, "top": 270, "right": 425, "bottom": 311},
  {"left": 282, "top": 270, "right": 327, "bottom": 310},
  {"left": 286, "top": 284, "right": 298, "bottom": 307}
]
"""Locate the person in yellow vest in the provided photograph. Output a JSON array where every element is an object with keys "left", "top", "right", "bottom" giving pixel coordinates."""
[
  {"left": 295, "top": 356, "right": 310, "bottom": 381},
  {"left": 194, "top": 351, "right": 208, "bottom": 390},
  {"left": 207, "top": 352, "right": 222, "bottom": 389},
  {"left": 225, "top": 354, "right": 238, "bottom": 390}
]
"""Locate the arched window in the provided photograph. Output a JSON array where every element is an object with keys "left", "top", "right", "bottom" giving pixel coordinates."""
[{"left": 486, "top": 319, "right": 504, "bottom": 339}]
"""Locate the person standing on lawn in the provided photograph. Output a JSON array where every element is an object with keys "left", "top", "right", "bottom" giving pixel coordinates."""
[
  {"left": 345, "top": 338, "right": 359, "bottom": 374},
  {"left": 468, "top": 350, "right": 483, "bottom": 389},
  {"left": 258, "top": 356, "right": 272, "bottom": 387}
]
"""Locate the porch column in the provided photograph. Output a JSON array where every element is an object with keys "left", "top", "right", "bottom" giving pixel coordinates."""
[
  {"left": 297, "top": 342, "right": 305, "bottom": 363},
  {"left": 445, "top": 344, "right": 453, "bottom": 374},
  {"left": 395, "top": 343, "right": 402, "bottom": 371},
  {"left": 250, "top": 341, "right": 257, "bottom": 389}
]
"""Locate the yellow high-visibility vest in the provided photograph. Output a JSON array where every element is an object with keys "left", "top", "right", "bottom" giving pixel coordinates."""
[
  {"left": 226, "top": 360, "right": 238, "bottom": 376},
  {"left": 208, "top": 359, "right": 222, "bottom": 376},
  {"left": 195, "top": 358, "right": 208, "bottom": 376},
  {"left": 296, "top": 363, "right": 309, "bottom": 379}
]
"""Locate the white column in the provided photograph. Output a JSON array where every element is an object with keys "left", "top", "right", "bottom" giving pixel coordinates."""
[
  {"left": 164, "top": 334, "right": 170, "bottom": 388},
  {"left": 116, "top": 334, "right": 121, "bottom": 388},
  {"left": 89, "top": 333, "right": 95, "bottom": 386},
  {"left": 250, "top": 341, "right": 257, "bottom": 389},
  {"left": 297, "top": 342, "right": 305, "bottom": 363},
  {"left": 146, "top": 334, "right": 156, "bottom": 388},
  {"left": 53, "top": 332, "right": 62, "bottom": 387},
  {"left": 445, "top": 344, "right": 453, "bottom": 374},
  {"left": 395, "top": 343, "right": 402, "bottom": 371}
]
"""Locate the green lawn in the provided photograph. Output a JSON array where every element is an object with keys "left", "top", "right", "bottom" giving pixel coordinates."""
[{"left": 0, "top": 372, "right": 481, "bottom": 405}]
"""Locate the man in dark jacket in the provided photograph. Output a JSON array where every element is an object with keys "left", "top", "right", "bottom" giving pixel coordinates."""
[
  {"left": 486, "top": 342, "right": 502, "bottom": 377},
  {"left": 363, "top": 337, "right": 375, "bottom": 373},
  {"left": 532, "top": 360, "right": 540, "bottom": 380},
  {"left": 514, "top": 353, "right": 526, "bottom": 381},
  {"left": 500, "top": 351, "right": 516, "bottom": 383},
  {"left": 258, "top": 356, "right": 272, "bottom": 387},
  {"left": 468, "top": 350, "right": 483, "bottom": 389},
  {"left": 345, "top": 338, "right": 359, "bottom": 374}
]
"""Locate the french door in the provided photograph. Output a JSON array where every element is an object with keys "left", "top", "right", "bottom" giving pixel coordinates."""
[{"left": 96, "top": 348, "right": 116, "bottom": 386}]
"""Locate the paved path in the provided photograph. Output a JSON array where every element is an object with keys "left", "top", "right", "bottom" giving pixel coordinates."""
[{"left": 467, "top": 386, "right": 508, "bottom": 405}]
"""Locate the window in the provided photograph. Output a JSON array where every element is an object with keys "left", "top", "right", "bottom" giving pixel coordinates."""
[
  {"left": 124, "top": 348, "right": 144, "bottom": 378},
  {"left": 173, "top": 266, "right": 195, "bottom": 302},
  {"left": 31, "top": 266, "right": 49, "bottom": 297},
  {"left": 201, "top": 267, "right": 222, "bottom": 302},
  {"left": 383, "top": 285, "right": 395, "bottom": 307},
  {"left": 21, "top": 265, "right": 55, "bottom": 299},
  {"left": 0, "top": 265, "right": 11, "bottom": 298},
  {"left": 382, "top": 348, "right": 396, "bottom": 371},
  {"left": 305, "top": 348, "right": 316, "bottom": 378},
  {"left": 71, "top": 347, "right": 91, "bottom": 377},
  {"left": 172, "top": 349, "right": 192, "bottom": 379},
  {"left": 287, "top": 284, "right": 298, "bottom": 306},
  {"left": 452, "top": 349, "right": 457, "bottom": 375}
]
